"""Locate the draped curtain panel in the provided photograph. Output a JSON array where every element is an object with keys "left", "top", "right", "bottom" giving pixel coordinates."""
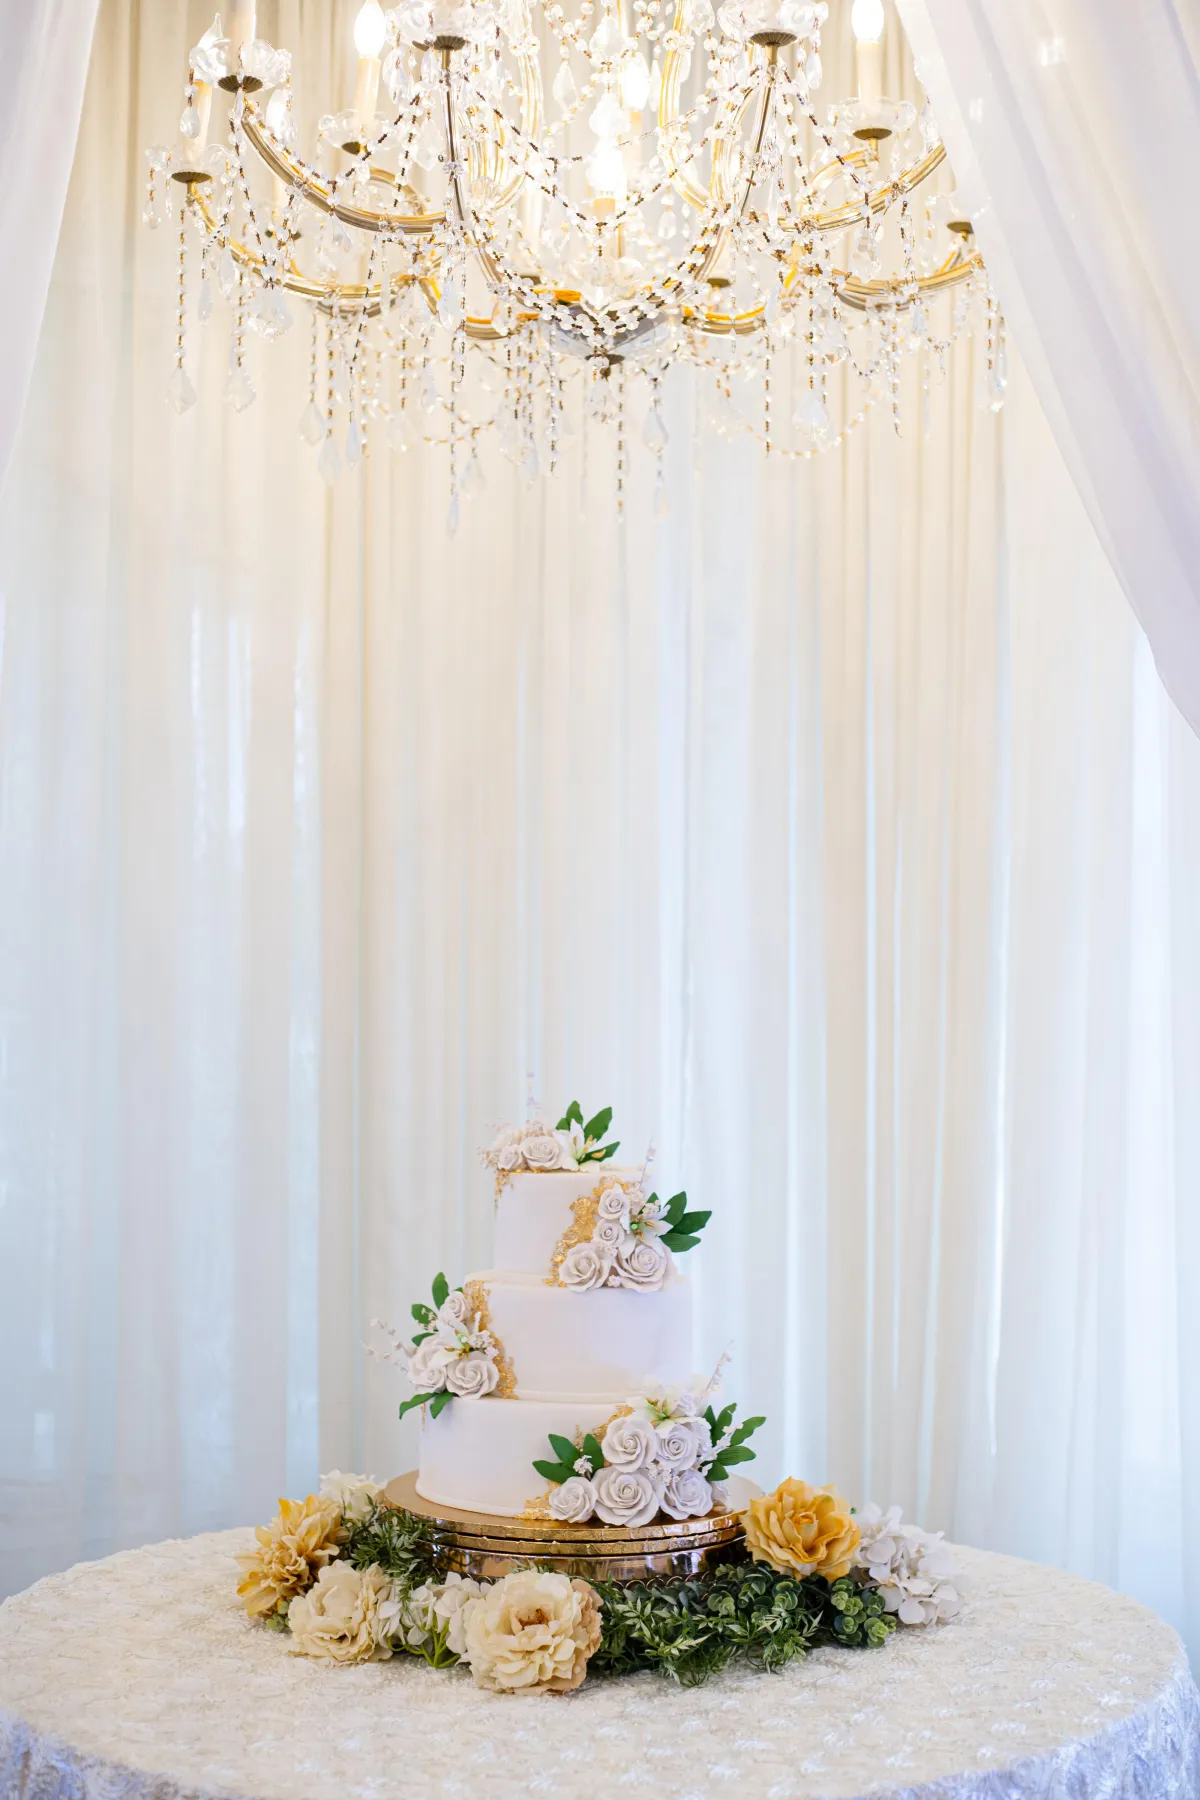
[
  {"left": 896, "top": 0, "right": 1200, "bottom": 737},
  {"left": 2, "top": 0, "right": 1200, "bottom": 1668},
  {"left": 0, "top": 0, "right": 101, "bottom": 486}
]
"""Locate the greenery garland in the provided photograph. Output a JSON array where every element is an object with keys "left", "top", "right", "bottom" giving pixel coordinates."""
[{"left": 337, "top": 1504, "right": 895, "bottom": 1687}]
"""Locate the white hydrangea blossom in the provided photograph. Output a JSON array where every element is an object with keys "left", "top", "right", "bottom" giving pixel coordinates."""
[
  {"left": 853, "top": 1503, "right": 964, "bottom": 1626},
  {"left": 318, "top": 1471, "right": 383, "bottom": 1522},
  {"left": 399, "top": 1573, "right": 487, "bottom": 1656}
]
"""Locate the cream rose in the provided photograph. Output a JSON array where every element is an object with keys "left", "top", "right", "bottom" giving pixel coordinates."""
[
  {"left": 436, "top": 1290, "right": 470, "bottom": 1326},
  {"left": 287, "top": 1562, "right": 397, "bottom": 1663},
  {"left": 654, "top": 1419, "right": 707, "bottom": 1470},
  {"left": 601, "top": 1413, "right": 658, "bottom": 1470},
  {"left": 592, "top": 1216, "right": 628, "bottom": 1256},
  {"left": 445, "top": 1348, "right": 500, "bottom": 1398},
  {"left": 591, "top": 1464, "right": 663, "bottom": 1527},
  {"left": 407, "top": 1337, "right": 450, "bottom": 1393},
  {"left": 612, "top": 1236, "right": 670, "bottom": 1291},
  {"left": 661, "top": 1468, "right": 713, "bottom": 1520},
  {"left": 521, "top": 1131, "right": 577, "bottom": 1172},
  {"left": 318, "top": 1471, "right": 383, "bottom": 1522},
  {"left": 596, "top": 1183, "right": 633, "bottom": 1224},
  {"left": 548, "top": 1475, "right": 597, "bottom": 1523},
  {"left": 461, "top": 1570, "right": 602, "bottom": 1694},
  {"left": 558, "top": 1240, "right": 613, "bottom": 1290}
]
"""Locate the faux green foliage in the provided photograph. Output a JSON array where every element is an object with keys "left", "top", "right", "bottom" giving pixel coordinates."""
[
  {"left": 533, "top": 1430, "right": 606, "bottom": 1486},
  {"left": 556, "top": 1100, "right": 620, "bottom": 1163},
  {"left": 589, "top": 1564, "right": 897, "bottom": 1685},
  {"left": 704, "top": 1405, "right": 766, "bottom": 1482},
  {"left": 656, "top": 1190, "right": 712, "bottom": 1254}
]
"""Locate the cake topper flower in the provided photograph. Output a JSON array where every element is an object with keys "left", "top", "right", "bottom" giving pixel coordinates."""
[
  {"left": 371, "top": 1275, "right": 500, "bottom": 1421},
  {"left": 482, "top": 1102, "right": 620, "bottom": 1175}
]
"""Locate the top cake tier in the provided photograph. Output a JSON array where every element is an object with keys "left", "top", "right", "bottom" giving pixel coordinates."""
[{"left": 495, "top": 1167, "right": 646, "bottom": 1277}]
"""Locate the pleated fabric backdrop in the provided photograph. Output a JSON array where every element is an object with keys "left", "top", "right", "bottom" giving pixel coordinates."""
[{"left": 1, "top": 0, "right": 1199, "bottom": 1662}]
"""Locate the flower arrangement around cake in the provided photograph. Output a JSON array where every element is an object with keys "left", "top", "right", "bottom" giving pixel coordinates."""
[{"left": 236, "top": 1471, "right": 963, "bottom": 1692}]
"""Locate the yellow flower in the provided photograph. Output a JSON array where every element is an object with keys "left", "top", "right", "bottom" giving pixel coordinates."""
[
  {"left": 236, "top": 1495, "right": 343, "bottom": 1618},
  {"left": 743, "top": 1478, "right": 860, "bottom": 1580},
  {"left": 462, "top": 1570, "right": 602, "bottom": 1694}
]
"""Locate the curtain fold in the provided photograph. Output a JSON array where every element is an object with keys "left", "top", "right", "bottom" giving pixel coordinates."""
[
  {"left": 0, "top": 0, "right": 101, "bottom": 487},
  {"left": 2, "top": 0, "right": 1200, "bottom": 1671},
  {"left": 895, "top": 0, "right": 1200, "bottom": 738}
]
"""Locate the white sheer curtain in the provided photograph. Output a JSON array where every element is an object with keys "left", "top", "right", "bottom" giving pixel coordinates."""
[
  {"left": 896, "top": 0, "right": 1200, "bottom": 737},
  {"left": 2, "top": 0, "right": 1199, "bottom": 1668},
  {"left": 0, "top": 0, "right": 100, "bottom": 485}
]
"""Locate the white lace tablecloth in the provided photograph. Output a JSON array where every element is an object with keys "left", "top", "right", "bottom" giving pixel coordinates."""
[{"left": 0, "top": 1530, "right": 1197, "bottom": 1800}]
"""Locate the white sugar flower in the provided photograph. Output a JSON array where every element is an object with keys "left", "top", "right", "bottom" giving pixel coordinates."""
[
  {"left": 436, "top": 1291, "right": 470, "bottom": 1327},
  {"left": 660, "top": 1468, "right": 713, "bottom": 1520},
  {"left": 549, "top": 1475, "right": 597, "bottom": 1523},
  {"left": 406, "top": 1337, "right": 450, "bottom": 1393},
  {"left": 573, "top": 1454, "right": 595, "bottom": 1477},
  {"left": 627, "top": 1381, "right": 706, "bottom": 1428},
  {"left": 853, "top": 1502, "right": 963, "bottom": 1627},
  {"left": 601, "top": 1413, "right": 658, "bottom": 1470},
  {"left": 591, "top": 1464, "right": 663, "bottom": 1527},
  {"left": 318, "top": 1471, "right": 383, "bottom": 1522},
  {"left": 445, "top": 1348, "right": 501, "bottom": 1398},
  {"left": 559, "top": 1240, "right": 614, "bottom": 1290},
  {"left": 596, "top": 1181, "right": 634, "bottom": 1224},
  {"left": 593, "top": 1216, "right": 628, "bottom": 1255},
  {"left": 655, "top": 1418, "right": 708, "bottom": 1471},
  {"left": 521, "top": 1130, "right": 579, "bottom": 1171},
  {"left": 612, "top": 1236, "right": 670, "bottom": 1290}
]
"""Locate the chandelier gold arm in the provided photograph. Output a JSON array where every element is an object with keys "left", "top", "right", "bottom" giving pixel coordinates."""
[
  {"left": 686, "top": 239, "right": 981, "bottom": 335},
  {"left": 239, "top": 105, "right": 445, "bottom": 232}
]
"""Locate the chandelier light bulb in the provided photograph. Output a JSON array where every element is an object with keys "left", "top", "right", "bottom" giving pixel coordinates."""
[
  {"left": 850, "top": 0, "right": 884, "bottom": 43},
  {"left": 354, "top": 0, "right": 388, "bottom": 59}
]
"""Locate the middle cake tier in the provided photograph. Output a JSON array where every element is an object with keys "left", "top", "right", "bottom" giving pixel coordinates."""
[{"left": 463, "top": 1269, "right": 692, "bottom": 1401}]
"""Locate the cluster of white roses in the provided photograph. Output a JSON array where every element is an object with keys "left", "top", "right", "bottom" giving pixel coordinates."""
[
  {"left": 485, "top": 1118, "right": 583, "bottom": 1174},
  {"left": 405, "top": 1289, "right": 500, "bottom": 1400},
  {"left": 549, "top": 1386, "right": 723, "bottom": 1527},
  {"left": 559, "top": 1177, "right": 673, "bottom": 1292},
  {"left": 852, "top": 1503, "right": 964, "bottom": 1627}
]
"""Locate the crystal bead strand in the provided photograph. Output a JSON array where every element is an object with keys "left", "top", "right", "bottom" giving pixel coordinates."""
[
  {"left": 225, "top": 270, "right": 255, "bottom": 411},
  {"left": 169, "top": 215, "right": 197, "bottom": 412},
  {"left": 319, "top": 314, "right": 340, "bottom": 483}
]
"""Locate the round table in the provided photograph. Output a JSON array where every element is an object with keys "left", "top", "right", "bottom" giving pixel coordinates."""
[{"left": 0, "top": 1530, "right": 1196, "bottom": 1799}]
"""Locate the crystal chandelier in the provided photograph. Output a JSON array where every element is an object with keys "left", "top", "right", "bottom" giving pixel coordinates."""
[{"left": 146, "top": 0, "right": 1005, "bottom": 520}]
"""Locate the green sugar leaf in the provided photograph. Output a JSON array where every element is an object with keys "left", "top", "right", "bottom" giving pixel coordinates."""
[
  {"left": 675, "top": 1210, "right": 711, "bottom": 1234},
  {"left": 411, "top": 1302, "right": 435, "bottom": 1324},
  {"left": 533, "top": 1459, "right": 574, "bottom": 1485},
  {"left": 429, "top": 1389, "right": 454, "bottom": 1418},
  {"left": 583, "top": 1106, "right": 613, "bottom": 1143},
  {"left": 594, "top": 1141, "right": 620, "bottom": 1161},
  {"left": 398, "top": 1390, "right": 439, "bottom": 1420},
  {"left": 582, "top": 1433, "right": 606, "bottom": 1471},
  {"left": 717, "top": 1445, "right": 756, "bottom": 1465},
  {"left": 431, "top": 1272, "right": 450, "bottom": 1309},
  {"left": 548, "top": 1433, "right": 578, "bottom": 1465},
  {"left": 729, "top": 1415, "right": 766, "bottom": 1447},
  {"left": 411, "top": 1330, "right": 432, "bottom": 1345},
  {"left": 665, "top": 1191, "right": 687, "bottom": 1225},
  {"left": 662, "top": 1230, "right": 701, "bottom": 1253}
]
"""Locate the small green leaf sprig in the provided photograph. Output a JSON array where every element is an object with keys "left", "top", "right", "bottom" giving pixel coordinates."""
[
  {"left": 703, "top": 1404, "right": 766, "bottom": 1482},
  {"left": 533, "top": 1430, "right": 607, "bottom": 1487},
  {"left": 654, "top": 1191, "right": 712, "bottom": 1255},
  {"left": 557, "top": 1101, "right": 620, "bottom": 1164}
]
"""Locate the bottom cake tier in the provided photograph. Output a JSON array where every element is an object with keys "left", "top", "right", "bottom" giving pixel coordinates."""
[{"left": 418, "top": 1393, "right": 619, "bottom": 1517}]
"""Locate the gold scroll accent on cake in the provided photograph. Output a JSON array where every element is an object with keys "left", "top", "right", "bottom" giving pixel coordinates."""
[
  {"left": 461, "top": 1278, "right": 518, "bottom": 1397},
  {"left": 546, "top": 1177, "right": 637, "bottom": 1284}
]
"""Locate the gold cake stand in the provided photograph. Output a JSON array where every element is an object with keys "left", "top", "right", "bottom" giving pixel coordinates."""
[{"left": 383, "top": 1471, "right": 758, "bottom": 1582}]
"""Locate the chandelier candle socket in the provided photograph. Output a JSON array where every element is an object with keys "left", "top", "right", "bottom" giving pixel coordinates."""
[{"left": 147, "top": 0, "right": 1004, "bottom": 518}]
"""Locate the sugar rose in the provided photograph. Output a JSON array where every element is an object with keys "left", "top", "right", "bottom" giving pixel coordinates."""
[
  {"left": 743, "top": 1478, "right": 861, "bottom": 1580},
  {"left": 461, "top": 1570, "right": 602, "bottom": 1694},
  {"left": 236, "top": 1494, "right": 342, "bottom": 1617}
]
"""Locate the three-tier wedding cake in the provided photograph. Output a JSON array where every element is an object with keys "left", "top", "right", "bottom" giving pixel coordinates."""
[{"left": 392, "top": 1103, "right": 763, "bottom": 1527}]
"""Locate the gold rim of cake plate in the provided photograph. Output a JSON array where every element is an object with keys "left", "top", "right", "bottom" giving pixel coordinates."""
[{"left": 383, "top": 1470, "right": 758, "bottom": 1549}]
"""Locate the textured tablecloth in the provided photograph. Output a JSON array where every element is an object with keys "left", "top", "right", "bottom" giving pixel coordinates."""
[{"left": 0, "top": 1529, "right": 1197, "bottom": 1799}]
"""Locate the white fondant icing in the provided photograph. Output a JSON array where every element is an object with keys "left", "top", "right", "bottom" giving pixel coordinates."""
[
  {"left": 493, "top": 1166, "right": 646, "bottom": 1275},
  {"left": 417, "top": 1395, "right": 618, "bottom": 1516},
  {"left": 467, "top": 1269, "right": 693, "bottom": 1399}
]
